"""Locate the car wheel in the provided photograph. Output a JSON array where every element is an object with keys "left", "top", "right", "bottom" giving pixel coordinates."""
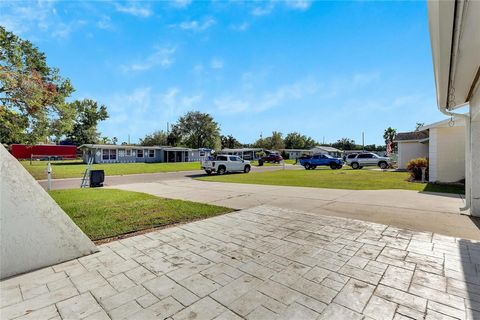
[
  {"left": 205, "top": 170, "right": 212, "bottom": 175},
  {"left": 379, "top": 161, "right": 388, "bottom": 169},
  {"left": 330, "top": 162, "right": 337, "bottom": 170},
  {"left": 304, "top": 163, "right": 311, "bottom": 170},
  {"left": 217, "top": 166, "right": 226, "bottom": 175},
  {"left": 351, "top": 162, "right": 359, "bottom": 169},
  {"left": 336, "top": 164, "right": 343, "bottom": 169},
  {"left": 244, "top": 165, "right": 251, "bottom": 173}
]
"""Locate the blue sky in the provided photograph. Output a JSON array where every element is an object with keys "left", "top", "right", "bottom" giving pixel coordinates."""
[{"left": 0, "top": 0, "right": 448, "bottom": 145}]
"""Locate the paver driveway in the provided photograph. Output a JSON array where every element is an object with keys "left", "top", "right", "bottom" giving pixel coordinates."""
[{"left": 1, "top": 205, "right": 480, "bottom": 319}]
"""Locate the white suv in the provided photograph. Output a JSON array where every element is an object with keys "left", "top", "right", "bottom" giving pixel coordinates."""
[{"left": 347, "top": 153, "right": 392, "bottom": 170}]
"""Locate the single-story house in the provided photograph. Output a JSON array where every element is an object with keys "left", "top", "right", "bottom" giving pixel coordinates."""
[
  {"left": 219, "top": 148, "right": 263, "bottom": 160},
  {"left": 394, "top": 117, "right": 466, "bottom": 182},
  {"left": 310, "top": 146, "right": 342, "bottom": 158},
  {"left": 281, "top": 149, "right": 312, "bottom": 159},
  {"left": 394, "top": 130, "right": 429, "bottom": 170},
  {"left": 79, "top": 144, "right": 212, "bottom": 164}
]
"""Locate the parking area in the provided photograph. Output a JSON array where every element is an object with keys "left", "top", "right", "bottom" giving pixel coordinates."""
[{"left": 1, "top": 205, "right": 479, "bottom": 319}]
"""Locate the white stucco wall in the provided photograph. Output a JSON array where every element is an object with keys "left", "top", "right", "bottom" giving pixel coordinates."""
[
  {"left": 0, "top": 145, "right": 97, "bottom": 279},
  {"left": 429, "top": 125, "right": 465, "bottom": 183},
  {"left": 397, "top": 142, "right": 429, "bottom": 169},
  {"left": 470, "top": 88, "right": 480, "bottom": 217}
]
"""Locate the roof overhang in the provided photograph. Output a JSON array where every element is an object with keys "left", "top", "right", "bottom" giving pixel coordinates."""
[{"left": 428, "top": 0, "right": 480, "bottom": 110}]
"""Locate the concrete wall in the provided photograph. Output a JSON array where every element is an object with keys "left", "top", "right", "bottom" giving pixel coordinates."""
[
  {"left": 0, "top": 145, "right": 97, "bottom": 279},
  {"left": 470, "top": 89, "right": 480, "bottom": 217},
  {"left": 397, "top": 142, "right": 429, "bottom": 169},
  {"left": 429, "top": 125, "right": 465, "bottom": 183}
]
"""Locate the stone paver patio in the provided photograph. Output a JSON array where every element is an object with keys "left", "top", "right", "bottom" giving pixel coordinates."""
[{"left": 1, "top": 205, "right": 480, "bottom": 320}]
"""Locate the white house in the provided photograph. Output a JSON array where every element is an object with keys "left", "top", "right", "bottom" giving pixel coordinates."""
[
  {"left": 395, "top": 130, "right": 429, "bottom": 170},
  {"left": 309, "top": 146, "right": 342, "bottom": 158},
  {"left": 281, "top": 149, "right": 312, "bottom": 159},
  {"left": 395, "top": 119, "right": 466, "bottom": 183},
  {"left": 428, "top": 1, "right": 480, "bottom": 216}
]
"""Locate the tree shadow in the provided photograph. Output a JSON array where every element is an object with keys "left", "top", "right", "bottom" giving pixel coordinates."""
[{"left": 458, "top": 237, "right": 480, "bottom": 319}]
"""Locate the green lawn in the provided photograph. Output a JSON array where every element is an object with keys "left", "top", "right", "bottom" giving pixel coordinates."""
[
  {"left": 50, "top": 188, "right": 233, "bottom": 240},
  {"left": 197, "top": 167, "right": 465, "bottom": 194},
  {"left": 22, "top": 160, "right": 201, "bottom": 180}
]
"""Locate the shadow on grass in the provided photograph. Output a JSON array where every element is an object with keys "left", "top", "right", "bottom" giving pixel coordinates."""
[{"left": 420, "top": 183, "right": 465, "bottom": 195}]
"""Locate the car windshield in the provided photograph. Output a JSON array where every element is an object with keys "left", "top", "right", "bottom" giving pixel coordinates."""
[{"left": 324, "top": 154, "right": 333, "bottom": 159}]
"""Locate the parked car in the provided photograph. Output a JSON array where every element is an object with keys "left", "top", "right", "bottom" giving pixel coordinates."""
[
  {"left": 299, "top": 154, "right": 343, "bottom": 170},
  {"left": 258, "top": 153, "right": 283, "bottom": 166},
  {"left": 201, "top": 155, "right": 251, "bottom": 175},
  {"left": 346, "top": 152, "right": 392, "bottom": 169}
]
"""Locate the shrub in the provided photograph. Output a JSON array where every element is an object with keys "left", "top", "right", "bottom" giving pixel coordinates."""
[{"left": 406, "top": 157, "right": 429, "bottom": 181}]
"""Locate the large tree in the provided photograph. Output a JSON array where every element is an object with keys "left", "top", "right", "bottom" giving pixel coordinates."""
[
  {"left": 65, "top": 99, "right": 108, "bottom": 145},
  {"left": 284, "top": 132, "right": 317, "bottom": 149},
  {"left": 331, "top": 138, "right": 356, "bottom": 150},
  {"left": 221, "top": 134, "right": 242, "bottom": 149},
  {"left": 1, "top": 26, "right": 75, "bottom": 144},
  {"left": 171, "top": 111, "right": 221, "bottom": 149},
  {"left": 254, "top": 131, "right": 285, "bottom": 150},
  {"left": 140, "top": 130, "right": 169, "bottom": 146}
]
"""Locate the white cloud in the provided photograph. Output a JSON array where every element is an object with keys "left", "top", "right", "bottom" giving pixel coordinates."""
[
  {"left": 0, "top": 1, "right": 57, "bottom": 35},
  {"left": 251, "top": 3, "right": 275, "bottom": 16},
  {"left": 231, "top": 22, "right": 250, "bottom": 31},
  {"left": 115, "top": 3, "right": 152, "bottom": 17},
  {"left": 176, "top": 18, "right": 216, "bottom": 32},
  {"left": 96, "top": 15, "right": 114, "bottom": 30},
  {"left": 121, "top": 46, "right": 177, "bottom": 72},
  {"left": 214, "top": 78, "right": 321, "bottom": 114},
  {"left": 210, "top": 58, "right": 224, "bottom": 70},
  {"left": 171, "top": 0, "right": 192, "bottom": 8},
  {"left": 285, "top": 0, "right": 313, "bottom": 11}
]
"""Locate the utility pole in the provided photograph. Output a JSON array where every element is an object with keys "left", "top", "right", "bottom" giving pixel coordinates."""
[
  {"left": 362, "top": 132, "right": 365, "bottom": 151},
  {"left": 167, "top": 122, "right": 169, "bottom": 134},
  {"left": 323, "top": 136, "right": 325, "bottom": 145},
  {"left": 128, "top": 134, "right": 130, "bottom": 145}
]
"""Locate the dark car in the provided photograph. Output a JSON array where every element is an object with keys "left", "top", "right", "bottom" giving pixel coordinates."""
[{"left": 258, "top": 153, "right": 283, "bottom": 166}]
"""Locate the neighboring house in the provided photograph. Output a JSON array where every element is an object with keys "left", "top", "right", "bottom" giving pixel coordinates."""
[
  {"left": 281, "top": 149, "right": 312, "bottom": 159},
  {"left": 219, "top": 148, "right": 263, "bottom": 160},
  {"left": 394, "top": 130, "right": 429, "bottom": 169},
  {"left": 310, "top": 146, "right": 342, "bottom": 158},
  {"left": 428, "top": 1, "right": 479, "bottom": 216},
  {"left": 422, "top": 118, "right": 466, "bottom": 183},
  {"left": 395, "top": 119, "right": 466, "bottom": 182},
  {"left": 79, "top": 144, "right": 211, "bottom": 164}
]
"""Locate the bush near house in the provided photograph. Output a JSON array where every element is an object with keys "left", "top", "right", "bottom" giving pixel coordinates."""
[{"left": 407, "top": 158, "right": 429, "bottom": 181}]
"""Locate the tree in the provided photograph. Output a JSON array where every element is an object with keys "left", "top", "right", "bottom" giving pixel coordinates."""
[
  {"left": 1, "top": 26, "right": 75, "bottom": 144},
  {"left": 284, "top": 132, "right": 317, "bottom": 149},
  {"left": 331, "top": 138, "right": 356, "bottom": 151},
  {"left": 140, "top": 130, "right": 168, "bottom": 146},
  {"left": 383, "top": 127, "right": 397, "bottom": 143},
  {"left": 111, "top": 137, "right": 118, "bottom": 145},
  {"left": 221, "top": 134, "right": 242, "bottom": 149},
  {"left": 254, "top": 131, "right": 285, "bottom": 150},
  {"left": 65, "top": 99, "right": 108, "bottom": 146},
  {"left": 415, "top": 122, "right": 425, "bottom": 131},
  {"left": 171, "top": 111, "right": 221, "bottom": 149}
]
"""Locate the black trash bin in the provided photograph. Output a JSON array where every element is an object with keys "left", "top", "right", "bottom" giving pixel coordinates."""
[{"left": 90, "top": 170, "right": 105, "bottom": 187}]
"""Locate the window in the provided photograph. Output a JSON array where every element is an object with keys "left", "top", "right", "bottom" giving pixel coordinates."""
[
  {"left": 200, "top": 151, "right": 205, "bottom": 157},
  {"left": 102, "top": 149, "right": 116, "bottom": 160},
  {"left": 216, "top": 155, "right": 227, "bottom": 161},
  {"left": 126, "top": 149, "right": 131, "bottom": 156},
  {"left": 149, "top": 150, "right": 155, "bottom": 158},
  {"left": 118, "top": 149, "right": 125, "bottom": 157},
  {"left": 137, "top": 149, "right": 144, "bottom": 158},
  {"left": 102, "top": 149, "right": 109, "bottom": 160},
  {"left": 313, "top": 155, "right": 319, "bottom": 159},
  {"left": 358, "top": 154, "right": 374, "bottom": 159}
]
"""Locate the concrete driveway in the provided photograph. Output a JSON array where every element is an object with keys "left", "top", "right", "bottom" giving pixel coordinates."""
[
  {"left": 2, "top": 205, "right": 479, "bottom": 319},
  {"left": 112, "top": 179, "right": 480, "bottom": 240}
]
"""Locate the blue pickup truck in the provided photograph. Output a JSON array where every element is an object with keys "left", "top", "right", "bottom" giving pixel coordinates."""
[{"left": 299, "top": 154, "right": 343, "bottom": 170}]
